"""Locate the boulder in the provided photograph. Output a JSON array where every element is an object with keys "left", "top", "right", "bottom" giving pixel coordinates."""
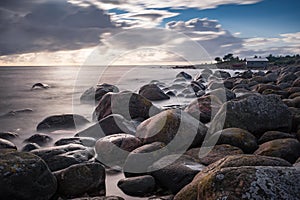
[
  {"left": 208, "top": 128, "right": 258, "bottom": 153},
  {"left": 117, "top": 175, "right": 156, "bottom": 197},
  {"left": 95, "top": 134, "right": 142, "bottom": 167},
  {"left": 208, "top": 88, "right": 236, "bottom": 101},
  {"left": 213, "top": 70, "right": 231, "bottom": 79},
  {"left": 184, "top": 95, "right": 222, "bottom": 123},
  {"left": 54, "top": 137, "right": 96, "bottom": 147},
  {"left": 176, "top": 72, "right": 192, "bottom": 80},
  {"left": 174, "top": 155, "right": 291, "bottom": 200},
  {"left": 210, "top": 95, "right": 292, "bottom": 136},
  {"left": 255, "top": 84, "right": 281, "bottom": 93},
  {"left": 37, "top": 114, "right": 89, "bottom": 132},
  {"left": 31, "top": 144, "right": 94, "bottom": 171},
  {"left": 185, "top": 144, "right": 243, "bottom": 165},
  {"left": 139, "top": 84, "right": 170, "bottom": 101},
  {"left": 0, "top": 138, "right": 17, "bottom": 150},
  {"left": 93, "top": 91, "right": 161, "bottom": 121},
  {"left": 0, "top": 131, "right": 18, "bottom": 141},
  {"left": 254, "top": 138, "right": 300, "bottom": 163},
  {"left": 136, "top": 109, "right": 208, "bottom": 150},
  {"left": 54, "top": 163, "right": 106, "bottom": 198},
  {"left": 24, "top": 133, "right": 52, "bottom": 146},
  {"left": 283, "top": 96, "right": 300, "bottom": 108},
  {"left": 197, "top": 166, "right": 300, "bottom": 200},
  {"left": 277, "top": 72, "right": 297, "bottom": 84},
  {"left": 80, "top": 83, "right": 119, "bottom": 103},
  {"left": 292, "top": 77, "right": 300, "bottom": 87},
  {"left": 0, "top": 150, "right": 57, "bottom": 200},
  {"left": 150, "top": 155, "right": 205, "bottom": 194},
  {"left": 21, "top": 143, "right": 40, "bottom": 152},
  {"left": 76, "top": 114, "right": 136, "bottom": 140},
  {"left": 258, "top": 131, "right": 295, "bottom": 144}
]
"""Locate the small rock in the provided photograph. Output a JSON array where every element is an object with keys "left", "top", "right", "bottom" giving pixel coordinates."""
[
  {"left": 24, "top": 133, "right": 52, "bottom": 146},
  {"left": 0, "top": 131, "right": 18, "bottom": 141},
  {"left": 117, "top": 175, "right": 156, "bottom": 197},
  {"left": 176, "top": 71, "right": 192, "bottom": 80},
  {"left": 54, "top": 163, "right": 106, "bottom": 198}
]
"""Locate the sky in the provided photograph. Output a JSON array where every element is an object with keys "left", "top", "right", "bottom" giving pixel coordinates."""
[{"left": 0, "top": 0, "right": 299, "bottom": 65}]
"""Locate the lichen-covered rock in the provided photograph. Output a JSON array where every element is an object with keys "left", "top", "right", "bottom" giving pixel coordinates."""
[
  {"left": 80, "top": 83, "right": 119, "bottom": 103},
  {"left": 210, "top": 95, "right": 292, "bottom": 136},
  {"left": 208, "top": 128, "right": 258, "bottom": 153},
  {"left": 95, "top": 134, "right": 142, "bottom": 167},
  {"left": 54, "top": 163, "right": 106, "bottom": 198},
  {"left": 254, "top": 138, "right": 300, "bottom": 163},
  {"left": 197, "top": 166, "right": 300, "bottom": 200},
  {"left": 117, "top": 175, "right": 156, "bottom": 197},
  {"left": 0, "top": 150, "right": 57, "bottom": 200},
  {"left": 184, "top": 95, "right": 222, "bottom": 123},
  {"left": 174, "top": 155, "right": 291, "bottom": 200},
  {"left": 76, "top": 114, "right": 136, "bottom": 140},
  {"left": 136, "top": 109, "right": 208, "bottom": 150},
  {"left": 185, "top": 144, "right": 243, "bottom": 165},
  {"left": 0, "top": 138, "right": 17, "bottom": 150},
  {"left": 150, "top": 155, "right": 206, "bottom": 194},
  {"left": 37, "top": 114, "right": 90, "bottom": 132},
  {"left": 31, "top": 144, "right": 94, "bottom": 171},
  {"left": 24, "top": 133, "right": 52, "bottom": 146},
  {"left": 258, "top": 131, "right": 295, "bottom": 144},
  {"left": 93, "top": 91, "right": 161, "bottom": 121}
]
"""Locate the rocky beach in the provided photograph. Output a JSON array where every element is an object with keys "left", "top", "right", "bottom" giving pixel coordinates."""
[{"left": 1, "top": 65, "right": 300, "bottom": 200}]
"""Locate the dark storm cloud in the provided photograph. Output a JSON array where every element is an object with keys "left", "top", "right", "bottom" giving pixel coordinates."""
[{"left": 0, "top": 0, "right": 118, "bottom": 55}]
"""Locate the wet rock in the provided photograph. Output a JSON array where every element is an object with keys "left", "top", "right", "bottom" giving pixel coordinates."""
[
  {"left": 37, "top": 114, "right": 90, "bottom": 132},
  {"left": 232, "top": 83, "right": 250, "bottom": 91},
  {"left": 0, "top": 138, "right": 17, "bottom": 150},
  {"left": 31, "top": 82, "right": 49, "bottom": 90},
  {"left": 24, "top": 133, "right": 52, "bottom": 146},
  {"left": 150, "top": 155, "right": 205, "bottom": 194},
  {"left": 238, "top": 70, "right": 253, "bottom": 79},
  {"left": 289, "top": 92, "right": 300, "bottom": 99},
  {"left": 209, "top": 88, "right": 236, "bottom": 101},
  {"left": 185, "top": 144, "right": 243, "bottom": 166},
  {"left": 254, "top": 138, "right": 300, "bottom": 163},
  {"left": 31, "top": 144, "right": 94, "bottom": 171},
  {"left": 54, "top": 137, "right": 96, "bottom": 147},
  {"left": 292, "top": 77, "right": 300, "bottom": 87},
  {"left": 283, "top": 96, "right": 300, "bottom": 108},
  {"left": 208, "top": 128, "right": 258, "bottom": 153},
  {"left": 95, "top": 134, "right": 142, "bottom": 167},
  {"left": 286, "top": 87, "right": 300, "bottom": 94},
  {"left": 0, "top": 131, "right": 18, "bottom": 141},
  {"left": 262, "top": 89, "right": 289, "bottom": 98},
  {"left": 207, "top": 81, "right": 224, "bottom": 90},
  {"left": 250, "top": 76, "right": 271, "bottom": 83},
  {"left": 213, "top": 70, "right": 231, "bottom": 79},
  {"left": 190, "top": 81, "right": 205, "bottom": 95},
  {"left": 94, "top": 91, "right": 161, "bottom": 121},
  {"left": 70, "top": 196, "right": 124, "bottom": 200},
  {"left": 117, "top": 175, "right": 156, "bottom": 197},
  {"left": 176, "top": 71, "right": 192, "bottom": 80},
  {"left": 211, "top": 95, "right": 292, "bottom": 136},
  {"left": 174, "top": 155, "right": 291, "bottom": 200},
  {"left": 277, "top": 72, "right": 297, "bottom": 84},
  {"left": 258, "top": 131, "right": 295, "bottom": 144},
  {"left": 166, "top": 91, "right": 176, "bottom": 96},
  {"left": 54, "top": 163, "right": 106, "bottom": 198},
  {"left": 197, "top": 166, "right": 300, "bottom": 200},
  {"left": 148, "top": 195, "right": 174, "bottom": 200},
  {"left": 21, "top": 143, "right": 40, "bottom": 152},
  {"left": 124, "top": 142, "right": 168, "bottom": 176},
  {"left": 80, "top": 84, "right": 119, "bottom": 103},
  {"left": 139, "top": 84, "right": 170, "bottom": 101},
  {"left": 255, "top": 84, "right": 281, "bottom": 93},
  {"left": 184, "top": 95, "right": 222, "bottom": 123},
  {"left": 294, "top": 157, "right": 300, "bottom": 167},
  {"left": 0, "top": 150, "right": 57, "bottom": 200},
  {"left": 136, "top": 109, "right": 208, "bottom": 150}
]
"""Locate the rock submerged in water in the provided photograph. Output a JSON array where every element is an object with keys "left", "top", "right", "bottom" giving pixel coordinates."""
[
  {"left": 139, "top": 84, "right": 170, "bottom": 101},
  {"left": 80, "top": 83, "right": 119, "bottom": 103},
  {"left": 37, "top": 114, "right": 90, "bottom": 132},
  {"left": 210, "top": 94, "right": 292, "bottom": 136},
  {"left": 54, "top": 163, "right": 106, "bottom": 198},
  {"left": 93, "top": 91, "right": 161, "bottom": 121},
  {"left": 0, "top": 150, "right": 57, "bottom": 200}
]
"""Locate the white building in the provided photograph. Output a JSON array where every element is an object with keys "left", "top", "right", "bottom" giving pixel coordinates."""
[{"left": 246, "top": 58, "right": 269, "bottom": 68}]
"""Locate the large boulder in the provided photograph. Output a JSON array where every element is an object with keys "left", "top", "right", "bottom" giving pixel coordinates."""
[
  {"left": 31, "top": 144, "right": 94, "bottom": 171},
  {"left": 37, "top": 114, "right": 90, "bottom": 132},
  {"left": 210, "top": 95, "right": 292, "bottom": 136},
  {"left": 139, "top": 84, "right": 170, "bottom": 101},
  {"left": 208, "top": 128, "right": 258, "bottom": 153},
  {"left": 117, "top": 175, "right": 156, "bottom": 197},
  {"left": 254, "top": 138, "right": 300, "bottom": 163},
  {"left": 93, "top": 91, "right": 161, "bottom": 121},
  {"left": 95, "top": 134, "right": 142, "bottom": 167},
  {"left": 174, "top": 155, "right": 291, "bottom": 200},
  {"left": 184, "top": 95, "right": 222, "bottom": 123},
  {"left": 197, "top": 166, "right": 300, "bottom": 200},
  {"left": 54, "top": 163, "right": 106, "bottom": 198},
  {"left": 0, "top": 150, "right": 57, "bottom": 200},
  {"left": 150, "top": 155, "right": 206, "bottom": 194},
  {"left": 80, "top": 83, "right": 119, "bottom": 103},
  {"left": 136, "top": 109, "right": 208, "bottom": 150}
]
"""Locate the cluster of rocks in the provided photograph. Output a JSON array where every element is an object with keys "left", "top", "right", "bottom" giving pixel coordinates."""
[{"left": 1, "top": 66, "right": 300, "bottom": 199}]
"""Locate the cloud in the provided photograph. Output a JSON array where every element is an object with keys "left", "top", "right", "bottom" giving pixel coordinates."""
[{"left": 0, "top": 0, "right": 120, "bottom": 55}]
